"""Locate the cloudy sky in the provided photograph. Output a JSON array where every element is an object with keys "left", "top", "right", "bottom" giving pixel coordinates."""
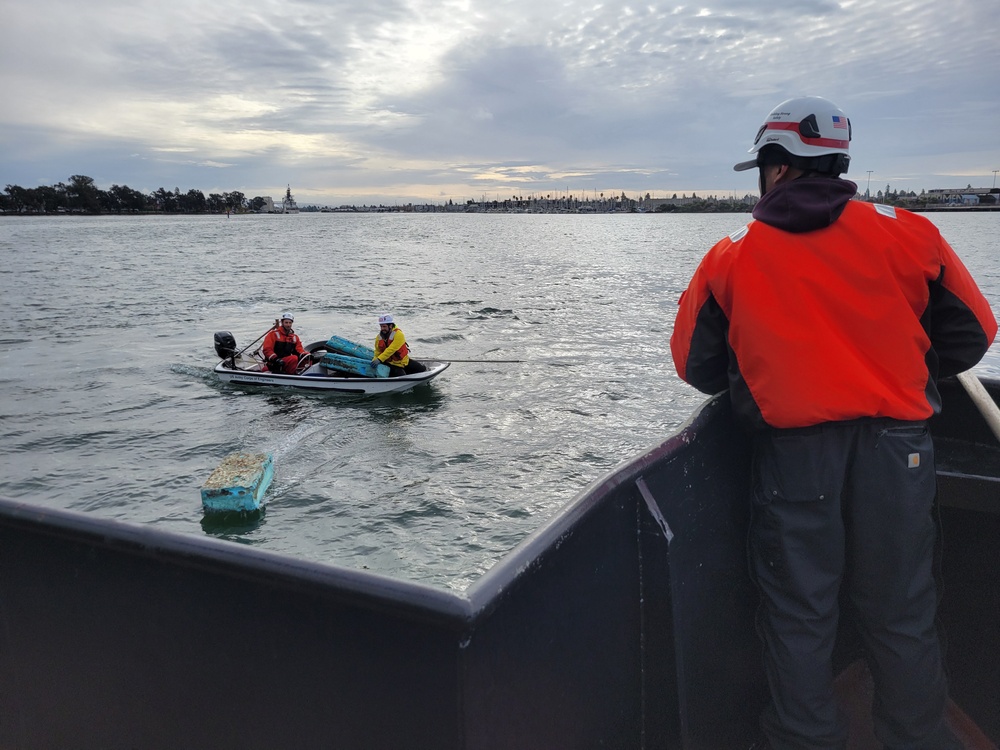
[{"left": 2, "top": 0, "right": 998, "bottom": 206}]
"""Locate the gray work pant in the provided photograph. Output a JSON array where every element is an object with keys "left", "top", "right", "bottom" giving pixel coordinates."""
[{"left": 749, "top": 418, "right": 960, "bottom": 750}]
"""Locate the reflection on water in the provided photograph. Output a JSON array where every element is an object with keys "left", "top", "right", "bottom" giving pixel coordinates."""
[{"left": 200, "top": 508, "right": 266, "bottom": 539}]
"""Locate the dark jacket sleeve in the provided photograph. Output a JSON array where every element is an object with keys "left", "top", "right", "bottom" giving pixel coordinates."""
[
  {"left": 671, "top": 263, "right": 732, "bottom": 396},
  {"left": 682, "top": 294, "right": 731, "bottom": 394},
  {"left": 925, "top": 244, "right": 997, "bottom": 378}
]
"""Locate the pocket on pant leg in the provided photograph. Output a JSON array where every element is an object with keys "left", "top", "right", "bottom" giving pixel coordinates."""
[
  {"left": 757, "top": 431, "right": 843, "bottom": 504},
  {"left": 751, "top": 430, "right": 847, "bottom": 587},
  {"left": 873, "top": 424, "right": 933, "bottom": 500}
]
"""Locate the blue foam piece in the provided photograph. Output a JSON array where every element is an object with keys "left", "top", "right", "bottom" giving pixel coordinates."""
[
  {"left": 325, "top": 336, "right": 376, "bottom": 360},
  {"left": 320, "top": 352, "right": 390, "bottom": 378},
  {"left": 201, "top": 452, "right": 274, "bottom": 513}
]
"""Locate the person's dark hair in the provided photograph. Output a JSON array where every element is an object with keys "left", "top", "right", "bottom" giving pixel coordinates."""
[{"left": 758, "top": 144, "right": 849, "bottom": 177}]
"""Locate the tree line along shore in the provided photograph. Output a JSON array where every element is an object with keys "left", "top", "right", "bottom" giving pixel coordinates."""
[{"left": 3, "top": 174, "right": 998, "bottom": 215}]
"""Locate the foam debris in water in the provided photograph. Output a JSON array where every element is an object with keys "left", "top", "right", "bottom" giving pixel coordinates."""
[{"left": 201, "top": 452, "right": 274, "bottom": 514}]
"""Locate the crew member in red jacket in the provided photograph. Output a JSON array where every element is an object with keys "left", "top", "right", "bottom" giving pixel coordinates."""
[
  {"left": 262, "top": 313, "right": 307, "bottom": 374},
  {"left": 670, "top": 96, "right": 996, "bottom": 750}
]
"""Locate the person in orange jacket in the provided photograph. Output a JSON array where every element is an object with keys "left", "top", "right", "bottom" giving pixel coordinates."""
[
  {"left": 261, "top": 313, "right": 307, "bottom": 374},
  {"left": 671, "top": 96, "right": 996, "bottom": 750}
]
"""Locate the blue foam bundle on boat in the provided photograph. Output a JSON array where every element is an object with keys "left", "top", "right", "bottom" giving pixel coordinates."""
[
  {"left": 321, "top": 352, "right": 390, "bottom": 378},
  {"left": 201, "top": 452, "right": 274, "bottom": 514},
  {"left": 326, "top": 335, "right": 376, "bottom": 360}
]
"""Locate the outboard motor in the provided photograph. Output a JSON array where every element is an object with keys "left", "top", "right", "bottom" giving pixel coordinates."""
[{"left": 214, "top": 331, "right": 238, "bottom": 359}]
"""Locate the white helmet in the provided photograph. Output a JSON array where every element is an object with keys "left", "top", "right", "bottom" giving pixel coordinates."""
[
  {"left": 734, "top": 96, "right": 851, "bottom": 173},
  {"left": 378, "top": 313, "right": 394, "bottom": 325},
  {"left": 280, "top": 312, "right": 294, "bottom": 321}
]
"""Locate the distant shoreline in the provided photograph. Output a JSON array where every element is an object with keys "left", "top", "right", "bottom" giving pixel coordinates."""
[
  {"left": 3, "top": 204, "right": 998, "bottom": 217},
  {"left": 4, "top": 174, "right": 997, "bottom": 216},
  {"left": 906, "top": 205, "right": 1000, "bottom": 213}
]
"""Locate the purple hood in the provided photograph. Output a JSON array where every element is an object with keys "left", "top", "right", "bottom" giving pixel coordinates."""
[{"left": 752, "top": 177, "right": 859, "bottom": 233}]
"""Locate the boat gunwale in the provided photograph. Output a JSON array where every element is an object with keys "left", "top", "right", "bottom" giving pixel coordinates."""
[
  {"left": 0, "top": 495, "right": 473, "bottom": 627},
  {"left": 212, "top": 358, "right": 450, "bottom": 392}
]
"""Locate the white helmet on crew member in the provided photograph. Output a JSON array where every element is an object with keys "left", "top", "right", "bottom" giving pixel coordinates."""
[
  {"left": 378, "top": 313, "right": 394, "bottom": 326},
  {"left": 280, "top": 312, "right": 295, "bottom": 321},
  {"left": 734, "top": 96, "right": 851, "bottom": 175}
]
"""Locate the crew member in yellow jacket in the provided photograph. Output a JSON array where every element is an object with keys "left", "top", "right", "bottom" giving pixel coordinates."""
[{"left": 372, "top": 314, "right": 426, "bottom": 376}]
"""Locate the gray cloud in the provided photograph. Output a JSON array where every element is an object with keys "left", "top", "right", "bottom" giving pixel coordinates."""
[{"left": 2, "top": 0, "right": 997, "bottom": 204}]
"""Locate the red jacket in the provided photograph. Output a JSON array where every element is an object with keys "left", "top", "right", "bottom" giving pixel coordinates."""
[
  {"left": 262, "top": 326, "right": 304, "bottom": 361},
  {"left": 670, "top": 179, "right": 997, "bottom": 430}
]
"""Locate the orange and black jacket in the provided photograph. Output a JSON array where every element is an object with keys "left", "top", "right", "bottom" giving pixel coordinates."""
[
  {"left": 670, "top": 177, "right": 997, "bottom": 430},
  {"left": 262, "top": 326, "right": 304, "bottom": 360}
]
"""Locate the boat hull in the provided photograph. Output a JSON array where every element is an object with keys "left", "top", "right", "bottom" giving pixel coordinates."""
[{"left": 213, "top": 359, "right": 448, "bottom": 394}]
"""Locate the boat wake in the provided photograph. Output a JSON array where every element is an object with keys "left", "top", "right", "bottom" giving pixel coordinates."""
[{"left": 270, "top": 422, "right": 325, "bottom": 460}]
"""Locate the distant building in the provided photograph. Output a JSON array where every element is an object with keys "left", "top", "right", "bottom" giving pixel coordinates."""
[{"left": 925, "top": 187, "right": 998, "bottom": 205}]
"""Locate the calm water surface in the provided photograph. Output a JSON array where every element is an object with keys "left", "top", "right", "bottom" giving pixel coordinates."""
[{"left": 1, "top": 212, "right": 997, "bottom": 590}]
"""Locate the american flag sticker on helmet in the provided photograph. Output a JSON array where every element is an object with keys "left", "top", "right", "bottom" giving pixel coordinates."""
[{"left": 832, "top": 115, "right": 848, "bottom": 129}]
